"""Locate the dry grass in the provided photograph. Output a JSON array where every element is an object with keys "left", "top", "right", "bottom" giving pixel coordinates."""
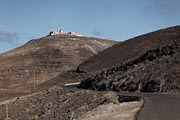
[{"left": 103, "top": 92, "right": 119, "bottom": 104}]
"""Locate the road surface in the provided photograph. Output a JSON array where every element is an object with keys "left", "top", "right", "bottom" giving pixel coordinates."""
[{"left": 137, "top": 93, "right": 180, "bottom": 120}]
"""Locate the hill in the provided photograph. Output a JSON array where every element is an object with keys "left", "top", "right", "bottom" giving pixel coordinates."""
[
  {"left": 78, "top": 26, "right": 180, "bottom": 92},
  {"left": 0, "top": 34, "right": 116, "bottom": 100}
]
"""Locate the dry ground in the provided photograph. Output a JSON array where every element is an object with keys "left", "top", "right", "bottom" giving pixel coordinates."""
[{"left": 79, "top": 101, "right": 143, "bottom": 120}]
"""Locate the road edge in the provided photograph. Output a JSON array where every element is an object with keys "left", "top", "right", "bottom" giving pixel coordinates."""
[{"left": 135, "top": 97, "right": 145, "bottom": 120}]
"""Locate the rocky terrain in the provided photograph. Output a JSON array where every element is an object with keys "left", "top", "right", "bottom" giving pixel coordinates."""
[
  {"left": 78, "top": 26, "right": 180, "bottom": 92},
  {"left": 0, "top": 86, "right": 142, "bottom": 120},
  {"left": 0, "top": 34, "right": 116, "bottom": 100}
]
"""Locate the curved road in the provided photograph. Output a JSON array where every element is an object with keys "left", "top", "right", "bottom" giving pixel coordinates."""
[{"left": 64, "top": 83, "right": 180, "bottom": 120}]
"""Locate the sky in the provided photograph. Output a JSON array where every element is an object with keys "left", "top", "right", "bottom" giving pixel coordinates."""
[{"left": 0, "top": 0, "right": 180, "bottom": 53}]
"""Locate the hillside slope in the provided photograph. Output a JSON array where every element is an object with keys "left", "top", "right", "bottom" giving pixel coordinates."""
[
  {"left": 0, "top": 34, "right": 116, "bottom": 95},
  {"left": 78, "top": 26, "right": 180, "bottom": 73},
  {"left": 0, "top": 87, "right": 117, "bottom": 120},
  {"left": 79, "top": 26, "right": 180, "bottom": 92}
]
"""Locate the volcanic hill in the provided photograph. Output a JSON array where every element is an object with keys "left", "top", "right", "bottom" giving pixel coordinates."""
[
  {"left": 78, "top": 26, "right": 180, "bottom": 92},
  {"left": 0, "top": 34, "right": 116, "bottom": 99}
]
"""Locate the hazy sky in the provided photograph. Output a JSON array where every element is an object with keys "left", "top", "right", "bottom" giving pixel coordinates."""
[{"left": 0, "top": 0, "right": 180, "bottom": 53}]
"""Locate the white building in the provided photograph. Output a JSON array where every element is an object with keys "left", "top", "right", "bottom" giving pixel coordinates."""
[
  {"left": 59, "top": 29, "right": 64, "bottom": 34},
  {"left": 67, "top": 32, "right": 85, "bottom": 37},
  {"left": 48, "top": 29, "right": 85, "bottom": 37},
  {"left": 49, "top": 29, "right": 64, "bottom": 36}
]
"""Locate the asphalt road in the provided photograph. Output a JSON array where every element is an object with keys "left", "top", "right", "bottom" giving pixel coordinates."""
[
  {"left": 64, "top": 84, "right": 180, "bottom": 120},
  {"left": 137, "top": 93, "right": 180, "bottom": 120}
]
